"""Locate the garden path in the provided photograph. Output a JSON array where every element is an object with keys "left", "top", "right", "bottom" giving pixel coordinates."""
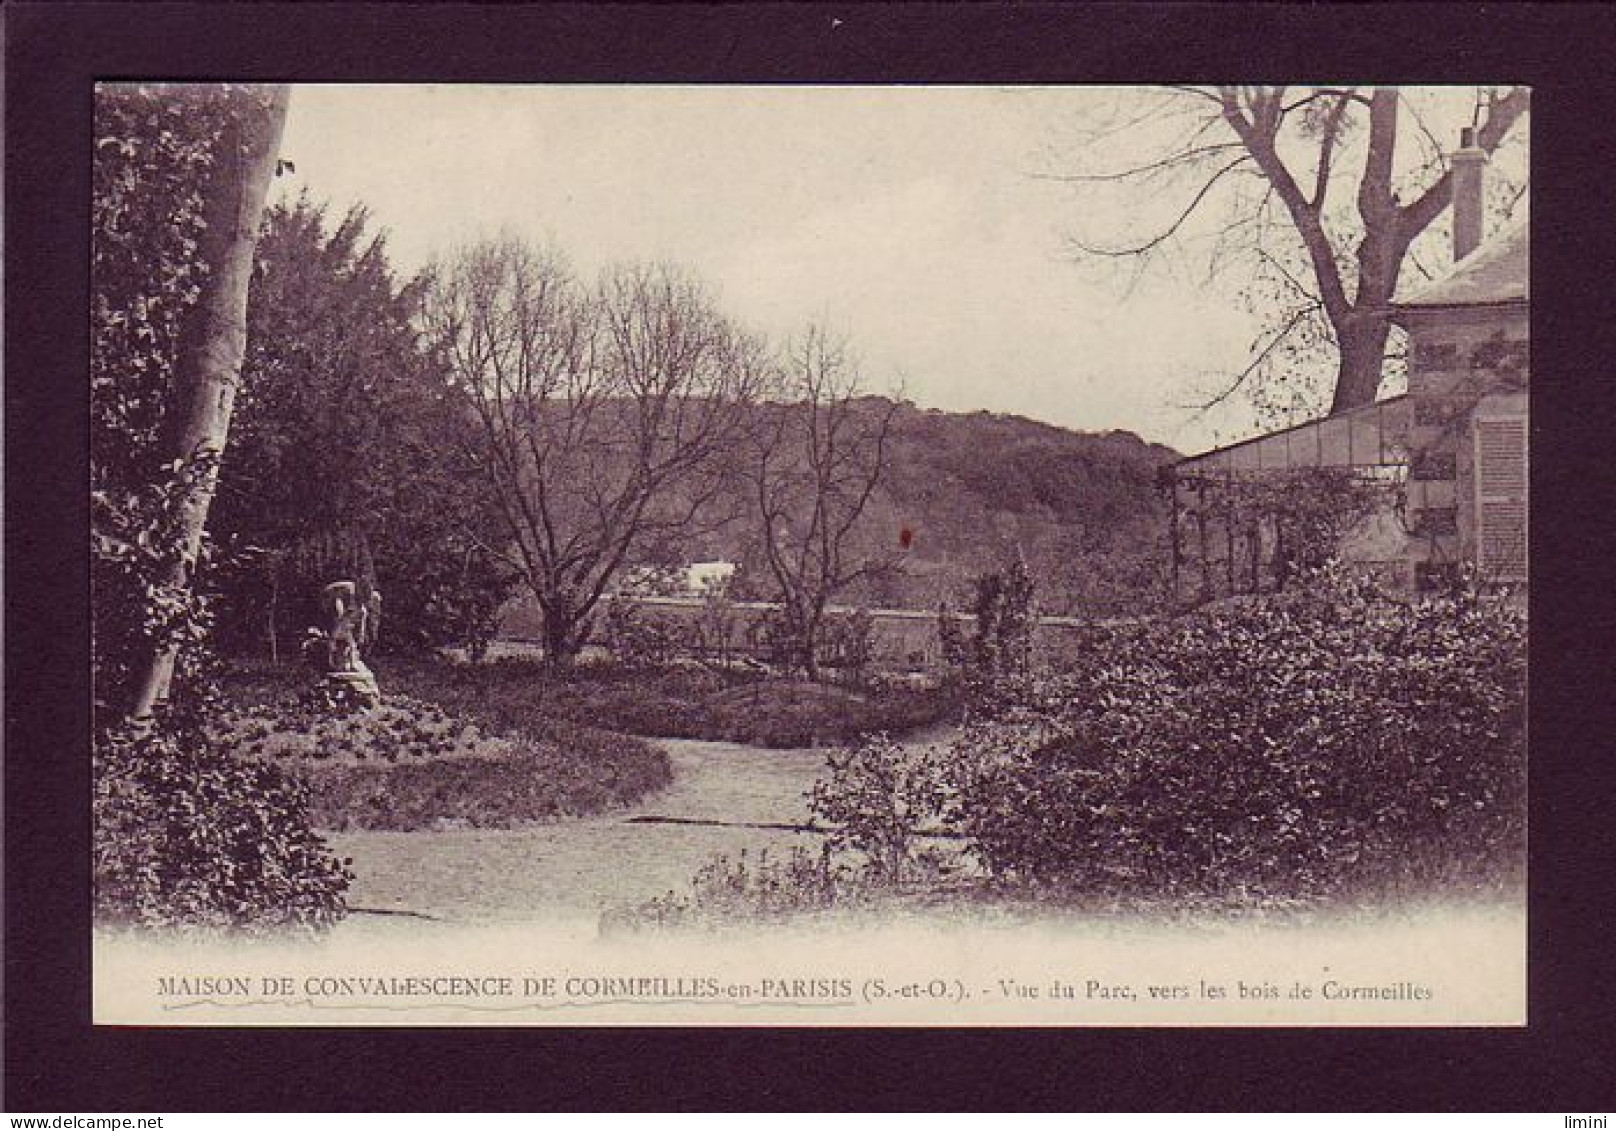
[{"left": 328, "top": 737, "right": 851, "bottom": 923}]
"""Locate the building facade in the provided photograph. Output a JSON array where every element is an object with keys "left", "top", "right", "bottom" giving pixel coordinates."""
[
  {"left": 1166, "top": 143, "right": 1528, "bottom": 604},
  {"left": 1390, "top": 223, "right": 1528, "bottom": 592}
]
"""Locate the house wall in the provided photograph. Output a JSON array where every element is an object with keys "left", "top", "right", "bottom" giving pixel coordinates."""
[{"left": 1400, "top": 305, "right": 1529, "bottom": 590}]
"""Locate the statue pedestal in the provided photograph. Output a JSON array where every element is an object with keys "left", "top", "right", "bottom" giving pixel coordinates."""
[{"left": 321, "top": 662, "right": 381, "bottom": 709}]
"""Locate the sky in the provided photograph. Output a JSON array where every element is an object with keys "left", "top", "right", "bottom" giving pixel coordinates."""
[{"left": 273, "top": 85, "right": 1275, "bottom": 454}]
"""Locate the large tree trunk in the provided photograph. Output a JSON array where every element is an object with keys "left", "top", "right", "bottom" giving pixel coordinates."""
[
  {"left": 130, "top": 85, "right": 291, "bottom": 720},
  {"left": 1328, "top": 313, "right": 1394, "bottom": 414},
  {"left": 541, "top": 601, "right": 581, "bottom": 670}
]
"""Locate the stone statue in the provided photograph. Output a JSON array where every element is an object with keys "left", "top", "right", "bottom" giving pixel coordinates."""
[{"left": 319, "top": 579, "right": 381, "bottom": 706}]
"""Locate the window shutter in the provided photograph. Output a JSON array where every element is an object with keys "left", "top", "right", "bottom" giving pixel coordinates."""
[{"left": 1474, "top": 416, "right": 1528, "bottom": 580}]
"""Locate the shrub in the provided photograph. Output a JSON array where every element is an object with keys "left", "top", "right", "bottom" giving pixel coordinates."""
[
  {"left": 94, "top": 709, "right": 352, "bottom": 933},
  {"left": 940, "top": 558, "right": 1039, "bottom": 714},
  {"left": 694, "top": 585, "right": 740, "bottom": 665},
  {"left": 820, "top": 606, "right": 877, "bottom": 687},
  {"left": 809, "top": 734, "right": 946, "bottom": 883},
  {"left": 600, "top": 597, "right": 685, "bottom": 668},
  {"left": 944, "top": 567, "right": 1526, "bottom": 905},
  {"left": 379, "top": 657, "right": 720, "bottom": 741},
  {"left": 376, "top": 656, "right": 950, "bottom": 749},
  {"left": 603, "top": 845, "right": 859, "bottom": 932},
  {"left": 699, "top": 681, "right": 953, "bottom": 748}
]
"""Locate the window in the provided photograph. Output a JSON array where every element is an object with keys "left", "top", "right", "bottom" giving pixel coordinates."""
[{"left": 1474, "top": 415, "right": 1528, "bottom": 581}]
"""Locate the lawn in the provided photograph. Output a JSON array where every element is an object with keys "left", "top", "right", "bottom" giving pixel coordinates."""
[
  {"left": 213, "top": 653, "right": 952, "bottom": 831},
  {"left": 377, "top": 656, "right": 956, "bottom": 748}
]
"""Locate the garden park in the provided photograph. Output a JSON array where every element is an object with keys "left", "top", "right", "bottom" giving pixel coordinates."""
[{"left": 90, "top": 83, "right": 1528, "bottom": 941}]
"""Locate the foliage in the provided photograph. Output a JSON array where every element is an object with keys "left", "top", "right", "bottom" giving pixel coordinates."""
[
  {"left": 808, "top": 734, "right": 947, "bottom": 884},
  {"left": 942, "top": 567, "right": 1527, "bottom": 904},
  {"left": 380, "top": 656, "right": 721, "bottom": 741},
  {"left": 217, "top": 689, "right": 490, "bottom": 763},
  {"left": 92, "top": 84, "right": 243, "bottom": 721},
  {"left": 694, "top": 584, "right": 740, "bottom": 665},
  {"left": 91, "top": 452, "right": 223, "bottom": 721},
  {"left": 698, "top": 681, "right": 952, "bottom": 749},
  {"left": 599, "top": 597, "right": 684, "bottom": 669},
  {"left": 91, "top": 85, "right": 353, "bottom": 932},
  {"left": 211, "top": 197, "right": 514, "bottom": 660},
  {"left": 941, "top": 558, "right": 1040, "bottom": 712},
  {"left": 374, "top": 656, "right": 949, "bottom": 749},
  {"left": 820, "top": 606, "right": 877, "bottom": 686},
  {"left": 603, "top": 846, "right": 859, "bottom": 932},
  {"left": 1176, "top": 467, "right": 1396, "bottom": 600},
  {"left": 94, "top": 705, "right": 352, "bottom": 933}
]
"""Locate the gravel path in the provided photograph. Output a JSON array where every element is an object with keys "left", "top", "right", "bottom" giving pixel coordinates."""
[{"left": 327, "top": 738, "right": 835, "bottom": 923}]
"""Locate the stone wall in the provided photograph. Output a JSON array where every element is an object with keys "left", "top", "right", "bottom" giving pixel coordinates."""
[{"left": 496, "top": 593, "right": 1110, "bottom": 674}]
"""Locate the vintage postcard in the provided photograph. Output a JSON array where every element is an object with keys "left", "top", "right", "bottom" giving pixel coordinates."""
[{"left": 90, "top": 82, "right": 1528, "bottom": 1026}]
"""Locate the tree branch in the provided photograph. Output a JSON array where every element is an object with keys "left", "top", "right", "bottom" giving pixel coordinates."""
[
  {"left": 1070, "top": 154, "right": 1252, "bottom": 257},
  {"left": 1397, "top": 86, "right": 1530, "bottom": 242}
]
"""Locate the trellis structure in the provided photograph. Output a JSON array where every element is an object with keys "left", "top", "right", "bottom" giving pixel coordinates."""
[{"left": 1165, "top": 395, "right": 1414, "bottom": 606}]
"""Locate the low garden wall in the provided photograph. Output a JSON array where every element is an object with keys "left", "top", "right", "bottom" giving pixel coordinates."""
[{"left": 494, "top": 594, "right": 1116, "bottom": 674}]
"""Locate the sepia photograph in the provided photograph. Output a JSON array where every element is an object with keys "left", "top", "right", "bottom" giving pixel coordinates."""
[{"left": 87, "top": 81, "right": 1530, "bottom": 1027}]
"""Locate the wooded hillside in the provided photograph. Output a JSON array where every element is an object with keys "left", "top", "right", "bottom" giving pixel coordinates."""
[{"left": 643, "top": 398, "right": 1178, "bottom": 618}]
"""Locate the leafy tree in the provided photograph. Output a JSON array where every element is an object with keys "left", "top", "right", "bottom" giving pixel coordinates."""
[
  {"left": 424, "top": 239, "right": 770, "bottom": 667},
  {"left": 210, "top": 197, "right": 513, "bottom": 658},
  {"left": 748, "top": 327, "right": 900, "bottom": 680},
  {"left": 1054, "top": 86, "right": 1529, "bottom": 418},
  {"left": 92, "top": 82, "right": 289, "bottom": 723}
]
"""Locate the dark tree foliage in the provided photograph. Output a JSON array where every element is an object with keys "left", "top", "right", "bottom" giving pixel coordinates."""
[{"left": 211, "top": 197, "right": 514, "bottom": 658}]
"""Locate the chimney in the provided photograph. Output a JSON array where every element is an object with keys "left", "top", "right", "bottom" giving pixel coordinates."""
[{"left": 1451, "top": 126, "right": 1488, "bottom": 262}]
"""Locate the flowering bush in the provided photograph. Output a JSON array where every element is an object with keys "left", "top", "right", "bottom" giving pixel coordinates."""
[{"left": 945, "top": 567, "right": 1526, "bottom": 904}]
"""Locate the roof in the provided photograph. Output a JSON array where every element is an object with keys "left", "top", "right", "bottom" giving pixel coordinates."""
[
  {"left": 1170, "top": 394, "right": 1410, "bottom": 473},
  {"left": 1391, "top": 222, "right": 1528, "bottom": 312}
]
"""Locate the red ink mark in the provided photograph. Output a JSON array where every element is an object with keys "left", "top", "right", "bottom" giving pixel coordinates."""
[{"left": 899, "top": 526, "right": 914, "bottom": 550}]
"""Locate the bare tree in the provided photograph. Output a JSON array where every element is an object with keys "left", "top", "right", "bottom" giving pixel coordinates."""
[
  {"left": 424, "top": 240, "right": 770, "bottom": 666},
  {"left": 130, "top": 84, "right": 291, "bottom": 720},
  {"left": 1051, "top": 85, "right": 1529, "bottom": 417},
  {"left": 749, "top": 327, "right": 899, "bottom": 681}
]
